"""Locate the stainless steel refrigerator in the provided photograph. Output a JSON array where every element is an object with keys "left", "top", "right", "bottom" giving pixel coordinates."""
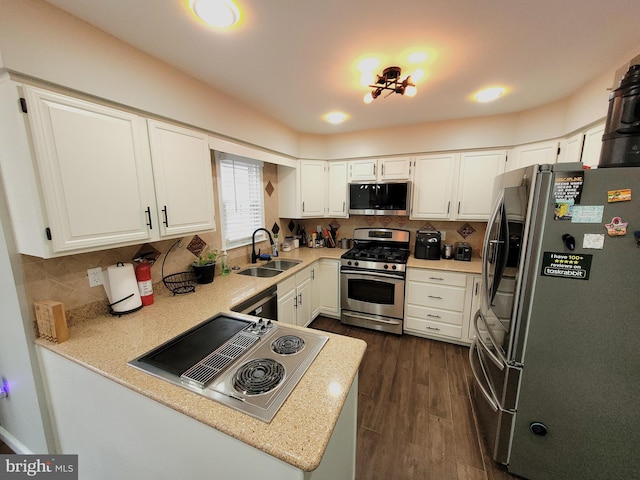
[{"left": 470, "top": 163, "right": 640, "bottom": 479}]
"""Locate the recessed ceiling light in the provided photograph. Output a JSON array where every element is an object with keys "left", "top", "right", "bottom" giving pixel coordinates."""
[
  {"left": 190, "top": 0, "right": 240, "bottom": 28},
  {"left": 325, "top": 112, "right": 348, "bottom": 124},
  {"left": 473, "top": 87, "right": 507, "bottom": 103}
]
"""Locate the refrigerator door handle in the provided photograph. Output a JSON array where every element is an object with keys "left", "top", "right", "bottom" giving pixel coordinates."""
[
  {"left": 469, "top": 340, "right": 499, "bottom": 411},
  {"left": 482, "top": 190, "right": 504, "bottom": 308},
  {"left": 475, "top": 311, "right": 507, "bottom": 370}
]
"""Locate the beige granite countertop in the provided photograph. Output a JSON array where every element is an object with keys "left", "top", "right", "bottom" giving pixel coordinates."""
[{"left": 34, "top": 246, "right": 481, "bottom": 471}]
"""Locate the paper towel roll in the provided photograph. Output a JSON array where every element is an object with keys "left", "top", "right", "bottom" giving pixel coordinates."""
[{"left": 103, "top": 263, "right": 142, "bottom": 314}]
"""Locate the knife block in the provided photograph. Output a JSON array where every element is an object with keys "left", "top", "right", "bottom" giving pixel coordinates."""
[{"left": 34, "top": 300, "right": 69, "bottom": 343}]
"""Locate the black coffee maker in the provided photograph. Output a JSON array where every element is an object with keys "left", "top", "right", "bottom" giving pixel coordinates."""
[
  {"left": 415, "top": 230, "right": 441, "bottom": 260},
  {"left": 600, "top": 64, "right": 640, "bottom": 168}
]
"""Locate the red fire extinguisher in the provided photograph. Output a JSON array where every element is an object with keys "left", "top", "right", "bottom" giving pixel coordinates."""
[{"left": 135, "top": 260, "right": 154, "bottom": 306}]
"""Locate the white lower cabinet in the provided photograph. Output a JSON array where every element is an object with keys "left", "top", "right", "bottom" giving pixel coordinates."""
[
  {"left": 312, "top": 259, "right": 340, "bottom": 318},
  {"left": 277, "top": 266, "right": 312, "bottom": 326},
  {"left": 404, "top": 268, "right": 474, "bottom": 345}
]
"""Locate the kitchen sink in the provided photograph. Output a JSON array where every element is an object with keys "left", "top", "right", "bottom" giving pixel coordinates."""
[
  {"left": 261, "top": 259, "right": 302, "bottom": 270},
  {"left": 236, "top": 267, "right": 282, "bottom": 277}
]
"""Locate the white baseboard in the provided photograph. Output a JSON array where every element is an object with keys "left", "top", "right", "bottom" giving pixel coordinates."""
[{"left": 0, "top": 425, "right": 33, "bottom": 454}]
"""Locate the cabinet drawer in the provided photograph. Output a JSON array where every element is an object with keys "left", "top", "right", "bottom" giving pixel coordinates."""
[
  {"left": 407, "top": 268, "right": 467, "bottom": 287},
  {"left": 405, "top": 304, "right": 464, "bottom": 326},
  {"left": 406, "top": 283, "right": 466, "bottom": 311},
  {"left": 277, "top": 275, "right": 296, "bottom": 296},
  {"left": 405, "top": 316, "right": 463, "bottom": 340}
]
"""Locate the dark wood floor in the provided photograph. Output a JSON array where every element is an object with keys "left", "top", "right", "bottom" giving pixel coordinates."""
[{"left": 310, "top": 316, "right": 518, "bottom": 480}]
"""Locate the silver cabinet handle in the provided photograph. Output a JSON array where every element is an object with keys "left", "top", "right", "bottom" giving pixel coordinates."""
[
  {"left": 343, "top": 201, "right": 345, "bottom": 212},
  {"left": 428, "top": 276, "right": 444, "bottom": 281},
  {"left": 428, "top": 295, "right": 443, "bottom": 300},
  {"left": 426, "top": 314, "right": 441, "bottom": 319},
  {"left": 298, "top": 293, "right": 302, "bottom": 305},
  {"left": 162, "top": 206, "right": 169, "bottom": 227},
  {"left": 426, "top": 326, "right": 441, "bottom": 331}
]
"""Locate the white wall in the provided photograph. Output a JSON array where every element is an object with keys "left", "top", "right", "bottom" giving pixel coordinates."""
[{"left": 0, "top": 0, "right": 300, "bottom": 158}]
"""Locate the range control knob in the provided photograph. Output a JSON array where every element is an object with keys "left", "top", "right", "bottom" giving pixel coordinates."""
[
  {"left": 354, "top": 261, "right": 359, "bottom": 267},
  {"left": 384, "top": 264, "right": 389, "bottom": 269},
  {"left": 347, "top": 261, "right": 352, "bottom": 266},
  {"left": 392, "top": 265, "right": 397, "bottom": 270},
  {"left": 529, "top": 422, "right": 548, "bottom": 436}
]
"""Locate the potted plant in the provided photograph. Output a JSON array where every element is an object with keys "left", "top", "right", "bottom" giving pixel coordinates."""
[{"left": 192, "top": 248, "right": 218, "bottom": 284}]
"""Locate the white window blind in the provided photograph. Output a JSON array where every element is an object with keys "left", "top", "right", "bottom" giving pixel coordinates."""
[{"left": 216, "top": 152, "right": 265, "bottom": 249}]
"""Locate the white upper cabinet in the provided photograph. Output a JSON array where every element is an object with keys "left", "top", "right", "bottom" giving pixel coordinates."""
[
  {"left": 411, "top": 150, "right": 506, "bottom": 221},
  {"left": 147, "top": 120, "right": 216, "bottom": 236},
  {"left": 580, "top": 123, "right": 605, "bottom": 168},
  {"left": 23, "top": 86, "right": 156, "bottom": 254},
  {"left": 558, "top": 132, "right": 585, "bottom": 164},
  {"left": 278, "top": 160, "right": 348, "bottom": 219},
  {"left": 456, "top": 150, "right": 506, "bottom": 220},
  {"left": 299, "top": 160, "right": 327, "bottom": 217},
  {"left": 411, "top": 153, "right": 457, "bottom": 219},
  {"left": 506, "top": 140, "right": 560, "bottom": 171},
  {"left": 12, "top": 86, "right": 216, "bottom": 257},
  {"left": 326, "top": 162, "right": 348, "bottom": 218},
  {"left": 348, "top": 156, "right": 411, "bottom": 182}
]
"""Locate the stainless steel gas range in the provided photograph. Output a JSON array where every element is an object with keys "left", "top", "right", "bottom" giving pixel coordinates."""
[
  {"left": 340, "top": 228, "right": 410, "bottom": 334},
  {"left": 128, "top": 312, "right": 328, "bottom": 422}
]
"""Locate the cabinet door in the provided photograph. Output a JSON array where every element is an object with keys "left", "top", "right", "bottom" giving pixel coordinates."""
[
  {"left": 296, "top": 276, "right": 312, "bottom": 327},
  {"left": 379, "top": 156, "right": 411, "bottom": 180},
  {"left": 300, "top": 160, "right": 326, "bottom": 217},
  {"left": 507, "top": 140, "right": 559, "bottom": 171},
  {"left": 147, "top": 120, "right": 216, "bottom": 237},
  {"left": 456, "top": 150, "right": 506, "bottom": 220},
  {"left": 558, "top": 133, "right": 584, "bottom": 164},
  {"left": 316, "top": 259, "right": 340, "bottom": 317},
  {"left": 410, "top": 154, "right": 457, "bottom": 219},
  {"left": 24, "top": 86, "right": 154, "bottom": 253},
  {"left": 348, "top": 159, "right": 377, "bottom": 182},
  {"left": 581, "top": 123, "right": 605, "bottom": 168},
  {"left": 327, "top": 162, "right": 348, "bottom": 218},
  {"left": 277, "top": 277, "right": 297, "bottom": 325}
]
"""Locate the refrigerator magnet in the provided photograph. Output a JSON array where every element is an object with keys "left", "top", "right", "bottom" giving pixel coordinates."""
[
  {"left": 604, "top": 217, "right": 628, "bottom": 236},
  {"left": 583, "top": 233, "right": 605, "bottom": 249},
  {"left": 607, "top": 188, "right": 631, "bottom": 202}
]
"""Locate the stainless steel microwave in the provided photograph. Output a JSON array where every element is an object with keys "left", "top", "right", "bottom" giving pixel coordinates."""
[{"left": 348, "top": 182, "right": 411, "bottom": 216}]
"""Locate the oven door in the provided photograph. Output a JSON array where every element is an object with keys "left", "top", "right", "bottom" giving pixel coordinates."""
[{"left": 340, "top": 269, "right": 405, "bottom": 320}]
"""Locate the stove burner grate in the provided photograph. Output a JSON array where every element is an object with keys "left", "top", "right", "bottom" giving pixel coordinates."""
[
  {"left": 233, "top": 358, "right": 285, "bottom": 395},
  {"left": 272, "top": 335, "right": 306, "bottom": 355}
]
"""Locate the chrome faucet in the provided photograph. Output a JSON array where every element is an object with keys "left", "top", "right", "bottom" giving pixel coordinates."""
[{"left": 251, "top": 228, "right": 274, "bottom": 263}]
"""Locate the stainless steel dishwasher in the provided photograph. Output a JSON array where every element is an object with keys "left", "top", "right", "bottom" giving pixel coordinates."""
[{"left": 231, "top": 285, "right": 278, "bottom": 320}]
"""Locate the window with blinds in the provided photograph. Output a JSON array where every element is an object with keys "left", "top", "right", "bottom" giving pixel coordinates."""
[{"left": 215, "top": 152, "right": 265, "bottom": 249}]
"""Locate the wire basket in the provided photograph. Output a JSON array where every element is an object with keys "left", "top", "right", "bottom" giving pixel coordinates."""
[
  {"left": 161, "top": 240, "right": 197, "bottom": 295},
  {"left": 162, "top": 272, "right": 197, "bottom": 295}
]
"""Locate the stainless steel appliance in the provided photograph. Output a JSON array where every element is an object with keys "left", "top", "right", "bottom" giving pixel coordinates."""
[
  {"left": 414, "top": 230, "right": 441, "bottom": 260},
  {"left": 453, "top": 242, "right": 472, "bottom": 261},
  {"left": 231, "top": 285, "right": 278, "bottom": 320},
  {"left": 128, "top": 312, "right": 328, "bottom": 422},
  {"left": 470, "top": 163, "right": 640, "bottom": 479},
  {"left": 348, "top": 182, "right": 411, "bottom": 216},
  {"left": 340, "top": 228, "right": 410, "bottom": 334}
]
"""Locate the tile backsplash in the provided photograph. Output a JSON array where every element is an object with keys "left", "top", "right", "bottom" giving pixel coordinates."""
[{"left": 19, "top": 158, "right": 486, "bottom": 320}]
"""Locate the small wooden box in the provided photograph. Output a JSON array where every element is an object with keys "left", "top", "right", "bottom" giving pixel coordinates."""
[{"left": 34, "top": 300, "right": 69, "bottom": 343}]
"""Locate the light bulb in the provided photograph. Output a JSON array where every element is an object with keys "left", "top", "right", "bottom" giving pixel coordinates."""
[
  {"left": 325, "top": 112, "right": 347, "bottom": 124},
  {"left": 363, "top": 92, "right": 374, "bottom": 104},
  {"left": 404, "top": 85, "right": 417, "bottom": 97},
  {"left": 410, "top": 68, "right": 425, "bottom": 83},
  {"left": 473, "top": 87, "right": 506, "bottom": 103},
  {"left": 360, "top": 72, "right": 375, "bottom": 87}
]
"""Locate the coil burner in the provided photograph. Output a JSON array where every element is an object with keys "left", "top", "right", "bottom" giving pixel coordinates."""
[
  {"left": 233, "top": 358, "right": 285, "bottom": 395},
  {"left": 272, "top": 335, "right": 306, "bottom": 355}
]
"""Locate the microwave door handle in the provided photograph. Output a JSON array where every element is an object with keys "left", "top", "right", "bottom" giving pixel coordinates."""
[
  {"left": 469, "top": 341, "right": 499, "bottom": 411},
  {"left": 474, "top": 311, "right": 507, "bottom": 370}
]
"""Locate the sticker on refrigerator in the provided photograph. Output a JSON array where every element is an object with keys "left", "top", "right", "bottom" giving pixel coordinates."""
[
  {"left": 541, "top": 252, "right": 593, "bottom": 280},
  {"left": 571, "top": 205, "right": 604, "bottom": 223},
  {"left": 553, "top": 172, "right": 584, "bottom": 220},
  {"left": 607, "top": 188, "right": 631, "bottom": 203}
]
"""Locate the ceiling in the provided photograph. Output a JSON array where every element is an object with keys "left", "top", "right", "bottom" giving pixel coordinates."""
[{"left": 44, "top": 0, "right": 640, "bottom": 135}]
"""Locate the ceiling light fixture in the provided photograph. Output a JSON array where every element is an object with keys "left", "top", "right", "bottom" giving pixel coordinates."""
[
  {"left": 473, "top": 87, "right": 507, "bottom": 103},
  {"left": 325, "top": 112, "right": 348, "bottom": 124},
  {"left": 190, "top": 0, "right": 240, "bottom": 28},
  {"left": 363, "top": 66, "right": 417, "bottom": 104}
]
